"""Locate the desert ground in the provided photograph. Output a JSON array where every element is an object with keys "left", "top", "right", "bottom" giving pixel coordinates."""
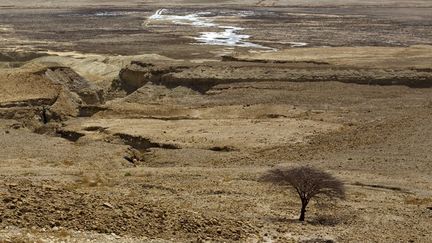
[{"left": 1, "top": 0, "right": 432, "bottom": 242}]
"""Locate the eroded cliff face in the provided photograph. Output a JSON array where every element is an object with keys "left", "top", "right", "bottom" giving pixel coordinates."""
[
  {"left": 43, "top": 67, "right": 104, "bottom": 105},
  {"left": 0, "top": 65, "right": 104, "bottom": 126},
  {"left": 2, "top": 45, "right": 432, "bottom": 129},
  {"left": 115, "top": 57, "right": 432, "bottom": 98}
]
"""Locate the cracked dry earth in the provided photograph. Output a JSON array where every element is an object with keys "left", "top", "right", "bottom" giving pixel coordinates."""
[{"left": 1, "top": 1, "right": 432, "bottom": 242}]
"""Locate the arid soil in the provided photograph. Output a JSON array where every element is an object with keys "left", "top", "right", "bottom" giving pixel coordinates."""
[
  {"left": 1, "top": 0, "right": 432, "bottom": 58},
  {"left": 1, "top": 1, "right": 432, "bottom": 242}
]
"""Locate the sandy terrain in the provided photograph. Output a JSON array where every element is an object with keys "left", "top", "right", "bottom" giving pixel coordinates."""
[{"left": 1, "top": 0, "right": 432, "bottom": 242}]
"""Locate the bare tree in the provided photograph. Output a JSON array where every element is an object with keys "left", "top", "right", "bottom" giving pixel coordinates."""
[{"left": 261, "top": 166, "right": 345, "bottom": 221}]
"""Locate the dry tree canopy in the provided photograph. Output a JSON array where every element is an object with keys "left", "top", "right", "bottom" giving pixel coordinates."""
[
  {"left": 261, "top": 166, "right": 345, "bottom": 201},
  {"left": 261, "top": 166, "right": 345, "bottom": 221}
]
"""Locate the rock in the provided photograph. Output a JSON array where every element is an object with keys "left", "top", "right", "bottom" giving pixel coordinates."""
[
  {"left": 43, "top": 67, "right": 104, "bottom": 105},
  {"left": 103, "top": 202, "right": 114, "bottom": 209},
  {"left": 111, "top": 233, "right": 121, "bottom": 239},
  {"left": 0, "top": 67, "right": 82, "bottom": 122}
]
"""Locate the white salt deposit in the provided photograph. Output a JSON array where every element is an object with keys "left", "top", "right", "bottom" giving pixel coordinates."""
[{"left": 148, "top": 9, "right": 277, "bottom": 50}]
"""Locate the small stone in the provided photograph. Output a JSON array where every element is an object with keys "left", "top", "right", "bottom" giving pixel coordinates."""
[
  {"left": 111, "top": 233, "right": 121, "bottom": 239},
  {"left": 103, "top": 202, "right": 114, "bottom": 209},
  {"left": 88, "top": 180, "right": 98, "bottom": 187}
]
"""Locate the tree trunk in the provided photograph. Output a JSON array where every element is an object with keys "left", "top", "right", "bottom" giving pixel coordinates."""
[{"left": 299, "top": 202, "right": 307, "bottom": 221}]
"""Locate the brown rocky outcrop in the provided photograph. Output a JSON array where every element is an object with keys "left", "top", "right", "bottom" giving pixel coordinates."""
[{"left": 0, "top": 66, "right": 104, "bottom": 125}]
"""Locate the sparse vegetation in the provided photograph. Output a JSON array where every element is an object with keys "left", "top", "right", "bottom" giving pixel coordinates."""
[
  {"left": 1, "top": 0, "right": 431, "bottom": 241},
  {"left": 261, "top": 166, "right": 345, "bottom": 221}
]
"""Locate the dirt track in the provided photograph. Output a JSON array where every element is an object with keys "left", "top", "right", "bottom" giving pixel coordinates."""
[{"left": 1, "top": 1, "right": 432, "bottom": 242}]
